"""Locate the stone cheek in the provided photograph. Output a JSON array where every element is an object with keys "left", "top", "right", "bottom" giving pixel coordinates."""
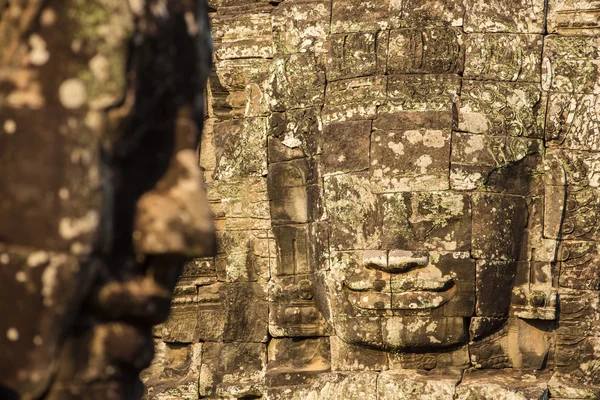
[{"left": 371, "top": 111, "right": 452, "bottom": 192}]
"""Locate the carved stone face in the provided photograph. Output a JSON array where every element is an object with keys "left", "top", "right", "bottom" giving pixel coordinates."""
[
  {"left": 0, "top": 1, "right": 214, "bottom": 399},
  {"left": 316, "top": 78, "right": 545, "bottom": 351}
]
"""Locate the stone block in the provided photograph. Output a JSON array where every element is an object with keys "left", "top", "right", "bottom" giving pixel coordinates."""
[
  {"left": 464, "top": 34, "right": 543, "bottom": 83},
  {"left": 214, "top": 59, "right": 270, "bottom": 92},
  {"left": 378, "top": 370, "right": 461, "bottom": 400},
  {"left": 267, "top": 54, "right": 326, "bottom": 111},
  {"left": 326, "top": 31, "right": 387, "bottom": 81},
  {"left": 197, "top": 282, "right": 227, "bottom": 342},
  {"left": 381, "top": 192, "right": 471, "bottom": 252},
  {"left": 542, "top": 36, "right": 600, "bottom": 93},
  {"left": 268, "top": 337, "right": 330, "bottom": 373},
  {"left": 272, "top": 225, "right": 311, "bottom": 276},
  {"left": 382, "top": 316, "right": 467, "bottom": 349},
  {"left": 330, "top": 336, "right": 387, "bottom": 371},
  {"left": 215, "top": 230, "right": 271, "bottom": 282},
  {"left": 558, "top": 241, "right": 600, "bottom": 290},
  {"left": 386, "top": 28, "right": 464, "bottom": 75},
  {"left": 273, "top": 372, "right": 379, "bottom": 400},
  {"left": 331, "top": 0, "right": 396, "bottom": 33},
  {"left": 268, "top": 108, "right": 322, "bottom": 163},
  {"left": 272, "top": 0, "right": 329, "bottom": 55},
  {"left": 475, "top": 260, "right": 518, "bottom": 317},
  {"left": 323, "top": 172, "right": 381, "bottom": 251},
  {"left": 371, "top": 110, "right": 452, "bottom": 192},
  {"left": 388, "top": 346, "right": 470, "bottom": 370},
  {"left": 464, "top": 0, "right": 545, "bottom": 33},
  {"left": 142, "top": 343, "right": 202, "bottom": 400},
  {"left": 322, "top": 120, "right": 371, "bottom": 175},
  {"left": 548, "top": 372, "right": 600, "bottom": 399},
  {"left": 458, "top": 81, "right": 546, "bottom": 138},
  {"left": 212, "top": 178, "right": 271, "bottom": 228},
  {"left": 222, "top": 282, "right": 268, "bottom": 343},
  {"left": 213, "top": 9, "right": 273, "bottom": 60},
  {"left": 472, "top": 193, "right": 528, "bottom": 260},
  {"left": 322, "top": 76, "right": 386, "bottom": 123},
  {"left": 398, "top": 0, "right": 464, "bottom": 28},
  {"left": 199, "top": 342, "right": 266, "bottom": 398},
  {"left": 268, "top": 160, "right": 309, "bottom": 224},
  {"left": 213, "top": 118, "right": 268, "bottom": 180},
  {"left": 268, "top": 275, "right": 331, "bottom": 337},
  {"left": 546, "top": 94, "right": 600, "bottom": 151},
  {"left": 384, "top": 74, "right": 461, "bottom": 113},
  {"left": 547, "top": 0, "right": 600, "bottom": 35},
  {"left": 162, "top": 304, "right": 200, "bottom": 344},
  {"left": 456, "top": 370, "right": 550, "bottom": 400}
]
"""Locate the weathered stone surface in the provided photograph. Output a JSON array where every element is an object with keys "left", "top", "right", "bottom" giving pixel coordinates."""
[
  {"left": 546, "top": 93, "right": 600, "bottom": 150},
  {"left": 199, "top": 342, "right": 266, "bottom": 398},
  {"left": 464, "top": 34, "right": 543, "bottom": 82},
  {"left": 327, "top": 32, "right": 387, "bottom": 81},
  {"left": 371, "top": 110, "right": 452, "bottom": 192},
  {"left": 385, "top": 74, "right": 461, "bottom": 112},
  {"left": 331, "top": 0, "right": 397, "bottom": 33},
  {"left": 464, "top": 0, "right": 545, "bottom": 33},
  {"left": 456, "top": 370, "right": 551, "bottom": 400},
  {"left": 324, "top": 173, "right": 380, "bottom": 250},
  {"left": 213, "top": 118, "right": 268, "bottom": 180},
  {"left": 268, "top": 160, "right": 310, "bottom": 224},
  {"left": 399, "top": 0, "right": 465, "bottom": 28},
  {"left": 547, "top": 0, "right": 600, "bottom": 35},
  {"left": 330, "top": 336, "right": 388, "bottom": 371},
  {"left": 378, "top": 370, "right": 460, "bottom": 400},
  {"left": 268, "top": 108, "right": 322, "bottom": 162},
  {"left": 388, "top": 346, "right": 470, "bottom": 370},
  {"left": 142, "top": 343, "right": 202, "bottom": 400},
  {"left": 268, "top": 337, "right": 330, "bottom": 373},
  {"left": 322, "top": 76, "right": 386, "bottom": 123},
  {"left": 542, "top": 36, "right": 600, "bottom": 93},
  {"left": 381, "top": 192, "right": 471, "bottom": 251},
  {"left": 386, "top": 28, "right": 464, "bottom": 75},
  {"left": 213, "top": 7, "right": 273, "bottom": 60},
  {"left": 272, "top": 1, "right": 330, "bottom": 55},
  {"left": 267, "top": 54, "right": 325, "bottom": 111},
  {"left": 458, "top": 81, "right": 546, "bottom": 138},
  {"left": 322, "top": 120, "right": 372, "bottom": 175},
  {"left": 267, "top": 372, "right": 378, "bottom": 400}
]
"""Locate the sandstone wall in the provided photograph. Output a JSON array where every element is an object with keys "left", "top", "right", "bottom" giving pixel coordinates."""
[{"left": 144, "top": 1, "right": 600, "bottom": 399}]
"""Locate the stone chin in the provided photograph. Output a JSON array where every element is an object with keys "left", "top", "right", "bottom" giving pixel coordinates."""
[{"left": 331, "top": 311, "right": 470, "bottom": 352}]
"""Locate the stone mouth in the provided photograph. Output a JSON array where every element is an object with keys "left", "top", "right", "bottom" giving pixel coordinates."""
[
  {"left": 345, "top": 284, "right": 457, "bottom": 310},
  {"left": 345, "top": 275, "right": 455, "bottom": 292}
]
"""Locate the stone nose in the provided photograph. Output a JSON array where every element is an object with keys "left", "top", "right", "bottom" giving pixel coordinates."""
[{"left": 362, "top": 250, "right": 429, "bottom": 274}]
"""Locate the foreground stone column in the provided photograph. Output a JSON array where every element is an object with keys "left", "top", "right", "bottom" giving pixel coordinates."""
[{"left": 0, "top": 1, "right": 214, "bottom": 399}]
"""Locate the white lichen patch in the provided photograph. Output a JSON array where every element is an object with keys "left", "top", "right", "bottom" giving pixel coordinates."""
[
  {"left": 40, "top": 8, "right": 57, "bottom": 27},
  {"left": 387, "top": 141, "right": 404, "bottom": 155},
  {"left": 459, "top": 111, "right": 489, "bottom": 133},
  {"left": 415, "top": 155, "right": 433, "bottom": 174},
  {"left": 41, "top": 256, "right": 62, "bottom": 307},
  {"left": 422, "top": 130, "right": 447, "bottom": 148},
  {"left": 89, "top": 54, "right": 110, "bottom": 81},
  {"left": 3, "top": 119, "right": 16, "bottom": 135},
  {"left": 59, "top": 210, "right": 99, "bottom": 240},
  {"left": 59, "top": 78, "right": 87, "bottom": 109},
  {"left": 28, "top": 34, "right": 50, "bottom": 66},
  {"left": 6, "top": 328, "right": 19, "bottom": 342},
  {"left": 15, "top": 271, "right": 27, "bottom": 283},
  {"left": 27, "top": 251, "right": 49, "bottom": 267}
]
